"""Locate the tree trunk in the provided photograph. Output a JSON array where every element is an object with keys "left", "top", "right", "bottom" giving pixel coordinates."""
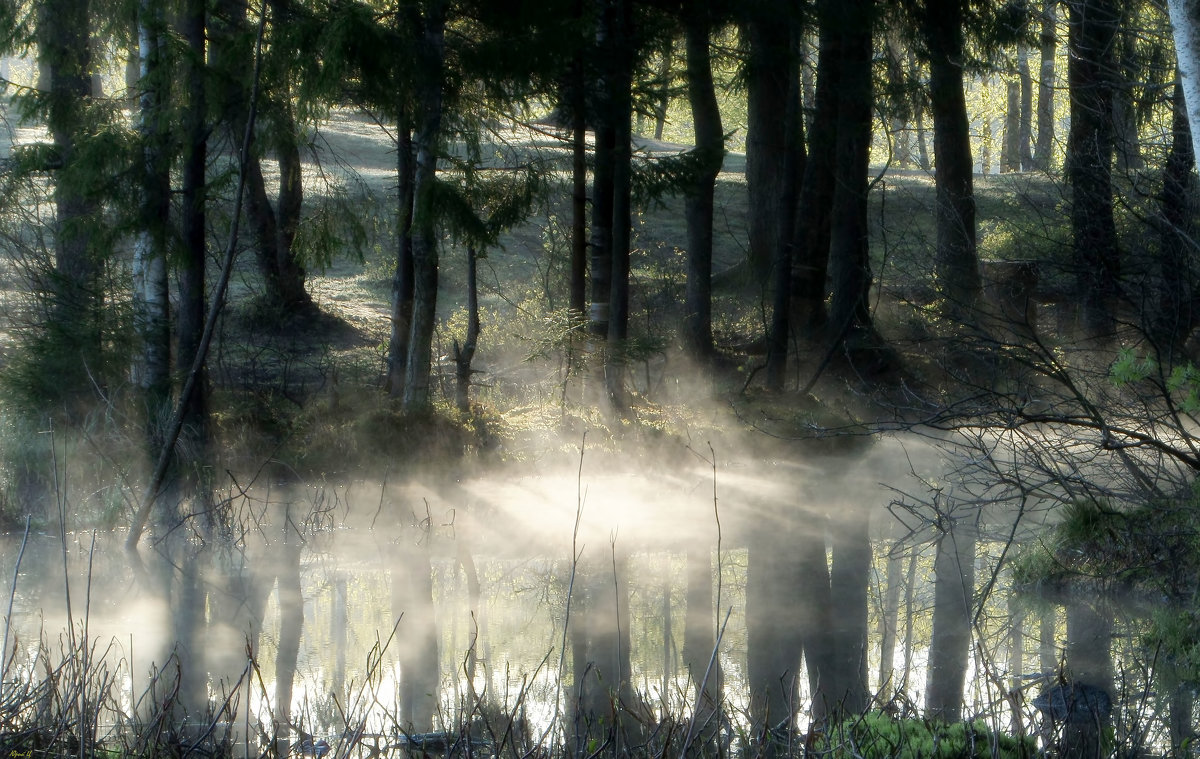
[
  {"left": 1003, "top": 79, "right": 1021, "bottom": 172},
  {"left": 1151, "top": 81, "right": 1198, "bottom": 357},
  {"left": 743, "top": 8, "right": 796, "bottom": 288},
  {"left": 1169, "top": 0, "right": 1200, "bottom": 166},
  {"left": 652, "top": 37, "right": 671, "bottom": 141},
  {"left": 826, "top": 0, "right": 876, "bottom": 345},
  {"left": 387, "top": 111, "right": 415, "bottom": 396},
  {"left": 790, "top": 0, "right": 842, "bottom": 334},
  {"left": 682, "top": 7, "right": 724, "bottom": 363},
  {"left": 402, "top": 0, "right": 447, "bottom": 411},
  {"left": 454, "top": 246, "right": 480, "bottom": 412},
  {"left": 925, "top": 0, "right": 981, "bottom": 320},
  {"left": 1113, "top": 15, "right": 1142, "bottom": 172},
  {"left": 569, "top": 24, "right": 588, "bottom": 319},
  {"left": 132, "top": 0, "right": 171, "bottom": 418},
  {"left": 1034, "top": 0, "right": 1057, "bottom": 171},
  {"left": 178, "top": 0, "right": 209, "bottom": 447},
  {"left": 923, "top": 519, "right": 977, "bottom": 722},
  {"left": 1019, "top": 42, "right": 1035, "bottom": 170},
  {"left": 1066, "top": 0, "right": 1120, "bottom": 338},
  {"left": 766, "top": 19, "right": 806, "bottom": 390}
]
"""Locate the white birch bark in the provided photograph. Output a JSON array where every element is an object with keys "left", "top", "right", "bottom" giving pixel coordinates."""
[
  {"left": 1169, "top": 0, "right": 1200, "bottom": 165},
  {"left": 132, "top": 0, "right": 170, "bottom": 398}
]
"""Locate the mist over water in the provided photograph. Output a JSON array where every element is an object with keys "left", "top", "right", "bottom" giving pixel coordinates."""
[{"left": 3, "top": 430, "right": 1152, "bottom": 753}]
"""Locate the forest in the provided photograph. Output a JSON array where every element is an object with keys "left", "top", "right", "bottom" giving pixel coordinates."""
[{"left": 0, "top": 0, "right": 1199, "bottom": 757}]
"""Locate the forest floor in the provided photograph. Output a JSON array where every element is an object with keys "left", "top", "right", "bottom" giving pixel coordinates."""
[{"left": 222, "top": 108, "right": 1082, "bottom": 468}]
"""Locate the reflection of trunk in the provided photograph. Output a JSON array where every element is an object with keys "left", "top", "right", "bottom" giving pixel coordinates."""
[
  {"left": 387, "top": 111, "right": 414, "bottom": 397},
  {"left": 331, "top": 571, "right": 347, "bottom": 699},
  {"left": 877, "top": 546, "right": 904, "bottom": 700},
  {"left": 924, "top": 520, "right": 977, "bottom": 722},
  {"left": 682, "top": 547, "right": 721, "bottom": 736},
  {"left": 1034, "top": 0, "right": 1057, "bottom": 171},
  {"left": 796, "top": 524, "right": 833, "bottom": 721},
  {"left": 1008, "top": 598, "right": 1026, "bottom": 734},
  {"left": 1060, "top": 599, "right": 1112, "bottom": 759},
  {"left": 397, "top": 535, "right": 440, "bottom": 732},
  {"left": 746, "top": 517, "right": 803, "bottom": 734},
  {"left": 1040, "top": 606, "right": 1058, "bottom": 673},
  {"left": 274, "top": 514, "right": 305, "bottom": 751},
  {"left": 170, "top": 537, "right": 208, "bottom": 716},
  {"left": 682, "top": 7, "right": 724, "bottom": 362},
  {"left": 574, "top": 549, "right": 639, "bottom": 741},
  {"left": 827, "top": 515, "right": 870, "bottom": 715},
  {"left": 901, "top": 549, "right": 917, "bottom": 691}
]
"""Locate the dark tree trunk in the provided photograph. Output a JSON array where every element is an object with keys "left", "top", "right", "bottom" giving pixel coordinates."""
[
  {"left": 743, "top": 6, "right": 795, "bottom": 288},
  {"left": 1113, "top": 11, "right": 1142, "bottom": 172},
  {"left": 606, "top": 6, "right": 634, "bottom": 403},
  {"left": 1150, "top": 81, "right": 1197, "bottom": 359},
  {"left": 402, "top": 0, "right": 447, "bottom": 411},
  {"left": 570, "top": 35, "right": 588, "bottom": 319},
  {"left": 682, "top": 6, "right": 724, "bottom": 362},
  {"left": 826, "top": 0, "right": 876, "bottom": 343},
  {"left": 453, "top": 246, "right": 480, "bottom": 411},
  {"left": 652, "top": 36, "right": 671, "bottom": 141},
  {"left": 178, "top": 0, "right": 208, "bottom": 443},
  {"left": 923, "top": 521, "right": 977, "bottom": 722},
  {"left": 1066, "top": 0, "right": 1120, "bottom": 338},
  {"left": 790, "top": 0, "right": 841, "bottom": 334},
  {"left": 1034, "top": 0, "right": 1057, "bottom": 171},
  {"left": 925, "top": 0, "right": 981, "bottom": 320},
  {"left": 1003, "top": 79, "right": 1021, "bottom": 172},
  {"left": 387, "top": 112, "right": 415, "bottom": 396},
  {"left": 767, "top": 27, "right": 805, "bottom": 391},
  {"left": 219, "top": 0, "right": 312, "bottom": 316}
]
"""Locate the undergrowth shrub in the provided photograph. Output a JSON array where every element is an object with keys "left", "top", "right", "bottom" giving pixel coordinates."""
[{"left": 818, "top": 711, "right": 1036, "bottom": 759}]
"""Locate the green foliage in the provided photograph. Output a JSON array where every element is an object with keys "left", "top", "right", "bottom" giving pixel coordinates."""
[{"left": 818, "top": 712, "right": 1036, "bottom": 759}]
